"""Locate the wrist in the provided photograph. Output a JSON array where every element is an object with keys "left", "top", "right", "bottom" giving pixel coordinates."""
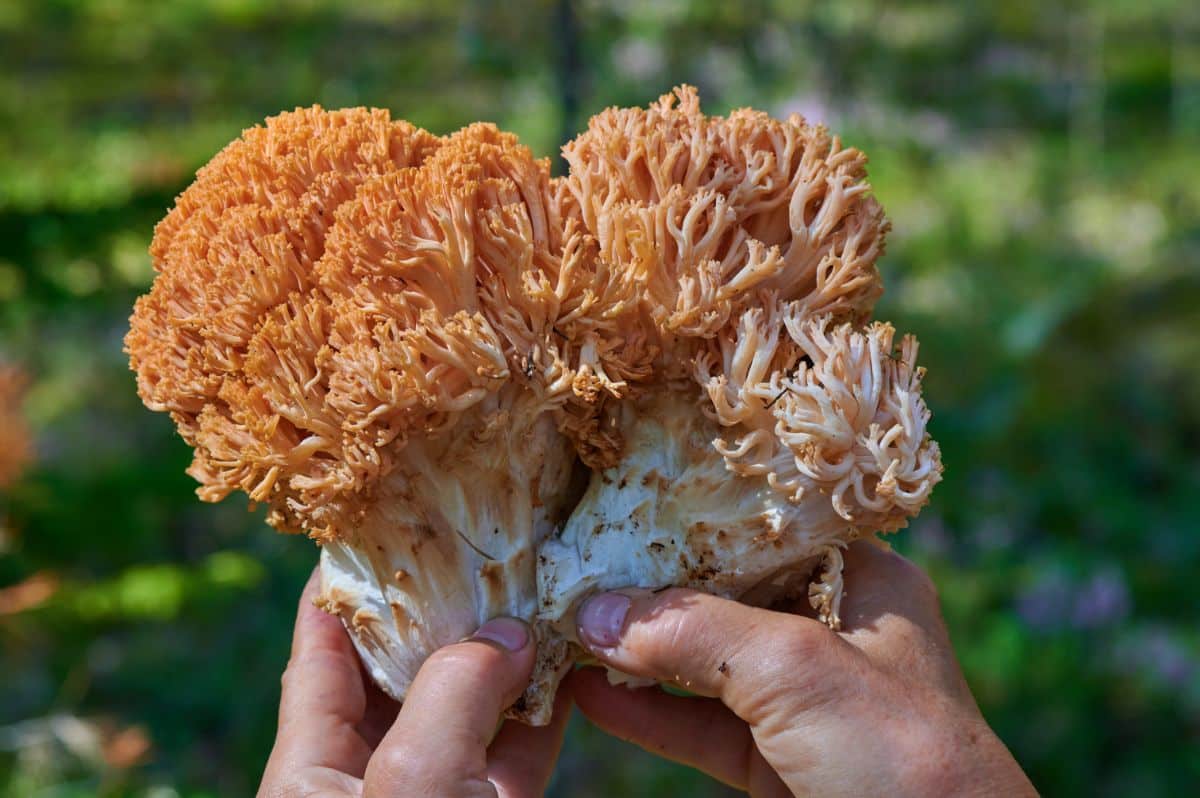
[{"left": 907, "top": 719, "right": 1035, "bottom": 798}]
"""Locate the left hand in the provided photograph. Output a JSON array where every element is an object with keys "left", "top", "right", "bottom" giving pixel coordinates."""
[{"left": 257, "top": 568, "right": 571, "bottom": 798}]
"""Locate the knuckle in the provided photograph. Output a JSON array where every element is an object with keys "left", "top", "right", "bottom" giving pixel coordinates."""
[
  {"left": 376, "top": 745, "right": 415, "bottom": 777},
  {"left": 895, "top": 554, "right": 939, "bottom": 601},
  {"left": 279, "top": 661, "right": 301, "bottom": 692},
  {"left": 369, "top": 748, "right": 425, "bottom": 794},
  {"left": 867, "top": 547, "right": 941, "bottom": 605},
  {"left": 777, "top": 619, "right": 834, "bottom": 664},
  {"left": 750, "top": 621, "right": 842, "bottom": 709},
  {"left": 753, "top": 621, "right": 835, "bottom": 690}
]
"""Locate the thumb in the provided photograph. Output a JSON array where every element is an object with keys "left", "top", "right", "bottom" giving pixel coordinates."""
[
  {"left": 363, "top": 617, "right": 535, "bottom": 797},
  {"left": 575, "top": 588, "right": 846, "bottom": 720}
]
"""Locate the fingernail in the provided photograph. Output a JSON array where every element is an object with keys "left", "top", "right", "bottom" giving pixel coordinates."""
[
  {"left": 473, "top": 617, "right": 530, "bottom": 652},
  {"left": 578, "top": 592, "right": 631, "bottom": 649}
]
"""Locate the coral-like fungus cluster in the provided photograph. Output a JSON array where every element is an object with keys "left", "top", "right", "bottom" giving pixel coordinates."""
[{"left": 127, "top": 88, "right": 941, "bottom": 724}]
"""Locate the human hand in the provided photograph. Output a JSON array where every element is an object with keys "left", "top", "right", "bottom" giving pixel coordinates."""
[
  {"left": 258, "top": 569, "right": 570, "bottom": 798},
  {"left": 568, "top": 541, "right": 1037, "bottom": 797}
]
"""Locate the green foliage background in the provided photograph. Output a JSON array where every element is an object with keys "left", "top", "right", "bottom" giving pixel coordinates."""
[{"left": 1, "top": 1, "right": 1197, "bottom": 795}]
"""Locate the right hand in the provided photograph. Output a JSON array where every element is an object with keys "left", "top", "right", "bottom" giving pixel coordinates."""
[{"left": 567, "top": 540, "right": 1037, "bottom": 797}]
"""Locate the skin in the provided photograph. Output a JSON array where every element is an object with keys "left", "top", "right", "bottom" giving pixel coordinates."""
[
  {"left": 261, "top": 542, "right": 1037, "bottom": 797},
  {"left": 568, "top": 540, "right": 1038, "bottom": 797},
  {"left": 256, "top": 570, "right": 570, "bottom": 798}
]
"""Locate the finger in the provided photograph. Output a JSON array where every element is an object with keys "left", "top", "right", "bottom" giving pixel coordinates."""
[
  {"left": 487, "top": 675, "right": 573, "bottom": 797},
  {"left": 364, "top": 617, "right": 536, "bottom": 797},
  {"left": 575, "top": 587, "right": 848, "bottom": 722},
  {"left": 568, "top": 666, "right": 781, "bottom": 791},
  {"left": 265, "top": 568, "right": 372, "bottom": 778},
  {"left": 838, "top": 539, "right": 943, "bottom": 633}
]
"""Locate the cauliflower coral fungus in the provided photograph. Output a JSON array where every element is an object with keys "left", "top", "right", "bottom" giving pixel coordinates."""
[
  {"left": 538, "top": 87, "right": 941, "bottom": 635},
  {"left": 127, "top": 88, "right": 941, "bottom": 726},
  {"left": 128, "top": 108, "right": 597, "bottom": 722}
]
